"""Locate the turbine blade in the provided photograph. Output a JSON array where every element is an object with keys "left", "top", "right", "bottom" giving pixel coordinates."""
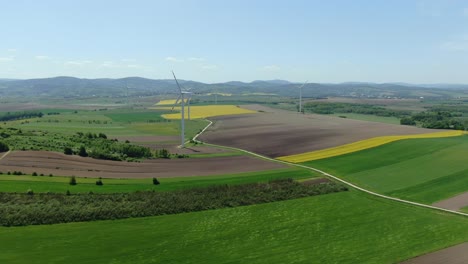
[
  {"left": 298, "top": 80, "right": 308, "bottom": 89},
  {"left": 171, "top": 95, "right": 182, "bottom": 111},
  {"left": 172, "top": 70, "right": 183, "bottom": 94}
]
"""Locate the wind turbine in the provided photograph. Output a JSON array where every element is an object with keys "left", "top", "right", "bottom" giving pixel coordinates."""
[
  {"left": 171, "top": 71, "right": 192, "bottom": 147},
  {"left": 298, "top": 81, "right": 308, "bottom": 114},
  {"left": 125, "top": 80, "right": 129, "bottom": 107}
]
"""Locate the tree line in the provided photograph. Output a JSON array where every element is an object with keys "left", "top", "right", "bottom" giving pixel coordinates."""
[
  {"left": 0, "top": 111, "right": 43, "bottom": 122},
  {"left": 0, "top": 179, "right": 347, "bottom": 226},
  {"left": 302, "top": 102, "right": 410, "bottom": 117}
]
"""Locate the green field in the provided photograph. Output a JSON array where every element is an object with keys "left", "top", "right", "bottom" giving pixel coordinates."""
[
  {"left": 3, "top": 108, "right": 208, "bottom": 138},
  {"left": 305, "top": 136, "right": 468, "bottom": 204},
  {"left": 0, "top": 168, "right": 317, "bottom": 194},
  {"left": 0, "top": 190, "right": 467, "bottom": 264},
  {"left": 331, "top": 113, "right": 401, "bottom": 124}
]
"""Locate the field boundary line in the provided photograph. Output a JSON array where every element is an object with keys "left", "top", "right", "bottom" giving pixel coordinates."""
[
  {"left": 0, "top": 150, "right": 11, "bottom": 161},
  {"left": 193, "top": 119, "right": 468, "bottom": 217}
]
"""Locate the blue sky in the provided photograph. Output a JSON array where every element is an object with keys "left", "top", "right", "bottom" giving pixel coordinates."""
[{"left": 1, "top": 0, "right": 468, "bottom": 83}]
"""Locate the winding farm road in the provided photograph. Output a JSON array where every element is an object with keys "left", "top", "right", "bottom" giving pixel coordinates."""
[
  {"left": 193, "top": 117, "right": 468, "bottom": 262},
  {"left": 193, "top": 119, "right": 468, "bottom": 218}
]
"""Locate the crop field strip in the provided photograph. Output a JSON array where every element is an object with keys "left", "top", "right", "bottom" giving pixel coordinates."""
[
  {"left": 0, "top": 168, "right": 317, "bottom": 193},
  {"left": 0, "top": 150, "right": 287, "bottom": 179},
  {"left": 152, "top": 105, "right": 258, "bottom": 119},
  {"left": 278, "top": 130, "right": 464, "bottom": 163}
]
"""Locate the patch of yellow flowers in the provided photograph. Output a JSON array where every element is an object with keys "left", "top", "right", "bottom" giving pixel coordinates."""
[
  {"left": 277, "top": 130, "right": 465, "bottom": 163},
  {"left": 155, "top": 99, "right": 188, "bottom": 105},
  {"left": 157, "top": 105, "right": 257, "bottom": 119}
]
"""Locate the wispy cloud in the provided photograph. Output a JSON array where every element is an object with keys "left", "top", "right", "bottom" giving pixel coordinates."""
[
  {"left": 188, "top": 57, "right": 205, "bottom": 62},
  {"left": 165, "top": 56, "right": 184, "bottom": 62},
  {"left": 65, "top": 60, "right": 93, "bottom": 66},
  {"left": 0, "top": 57, "right": 14, "bottom": 62},
  {"left": 441, "top": 35, "right": 468, "bottom": 51},
  {"left": 201, "top": 64, "right": 218, "bottom": 70},
  {"left": 263, "top": 65, "right": 280, "bottom": 71},
  {"left": 99, "top": 61, "right": 116, "bottom": 68},
  {"left": 127, "top": 64, "right": 142, "bottom": 68},
  {"left": 35, "top": 55, "right": 50, "bottom": 60}
]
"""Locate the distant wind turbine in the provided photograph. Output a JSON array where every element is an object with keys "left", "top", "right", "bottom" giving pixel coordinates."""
[
  {"left": 171, "top": 71, "right": 192, "bottom": 148},
  {"left": 298, "top": 81, "right": 308, "bottom": 114},
  {"left": 126, "top": 80, "right": 129, "bottom": 107}
]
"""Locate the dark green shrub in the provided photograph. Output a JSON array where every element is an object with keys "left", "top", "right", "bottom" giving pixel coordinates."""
[
  {"left": 64, "top": 147, "right": 73, "bottom": 155},
  {"left": 69, "top": 176, "right": 77, "bottom": 185},
  {"left": 0, "top": 141, "right": 9, "bottom": 152},
  {"left": 95, "top": 179, "right": 103, "bottom": 186},
  {"left": 152, "top": 177, "right": 160, "bottom": 185},
  {"left": 32, "top": 172, "right": 38, "bottom": 176},
  {"left": 78, "top": 146, "right": 88, "bottom": 157}
]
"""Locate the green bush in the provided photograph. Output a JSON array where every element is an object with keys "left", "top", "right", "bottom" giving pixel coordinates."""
[
  {"left": 152, "top": 177, "right": 160, "bottom": 185},
  {"left": 63, "top": 147, "right": 73, "bottom": 155},
  {"left": 78, "top": 146, "right": 88, "bottom": 157},
  {"left": 0, "top": 141, "right": 9, "bottom": 152},
  {"left": 69, "top": 176, "right": 77, "bottom": 185}
]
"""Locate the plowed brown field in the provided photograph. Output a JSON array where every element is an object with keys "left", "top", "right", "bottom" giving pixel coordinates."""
[
  {"left": 0, "top": 151, "right": 286, "bottom": 178},
  {"left": 199, "top": 105, "right": 442, "bottom": 157}
]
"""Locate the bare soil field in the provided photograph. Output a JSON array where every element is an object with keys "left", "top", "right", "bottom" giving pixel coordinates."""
[
  {"left": 0, "top": 151, "right": 286, "bottom": 178},
  {"left": 400, "top": 242, "right": 468, "bottom": 264},
  {"left": 432, "top": 192, "right": 468, "bottom": 211},
  {"left": 199, "top": 105, "right": 441, "bottom": 157}
]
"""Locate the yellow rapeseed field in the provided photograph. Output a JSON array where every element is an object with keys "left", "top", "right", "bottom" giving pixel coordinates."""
[
  {"left": 277, "top": 130, "right": 465, "bottom": 163},
  {"left": 155, "top": 99, "right": 188, "bottom": 105},
  {"left": 159, "top": 105, "right": 257, "bottom": 119}
]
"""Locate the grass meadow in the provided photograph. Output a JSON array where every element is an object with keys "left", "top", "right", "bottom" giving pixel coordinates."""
[
  {"left": 0, "top": 190, "right": 467, "bottom": 264},
  {"left": 305, "top": 135, "right": 468, "bottom": 204}
]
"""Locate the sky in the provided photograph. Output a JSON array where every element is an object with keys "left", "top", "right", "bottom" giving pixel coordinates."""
[{"left": 1, "top": 0, "right": 468, "bottom": 83}]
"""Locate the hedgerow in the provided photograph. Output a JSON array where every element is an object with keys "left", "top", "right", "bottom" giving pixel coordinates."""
[{"left": 0, "top": 179, "right": 347, "bottom": 226}]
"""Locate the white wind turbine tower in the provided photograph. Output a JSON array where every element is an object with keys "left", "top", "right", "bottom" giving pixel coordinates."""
[
  {"left": 298, "top": 81, "right": 308, "bottom": 114},
  {"left": 171, "top": 71, "right": 192, "bottom": 148},
  {"left": 126, "top": 80, "right": 129, "bottom": 107}
]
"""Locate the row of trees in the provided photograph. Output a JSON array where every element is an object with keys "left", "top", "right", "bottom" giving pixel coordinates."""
[
  {"left": 62, "top": 132, "right": 172, "bottom": 161},
  {"left": 302, "top": 102, "right": 410, "bottom": 117},
  {"left": 62, "top": 132, "right": 156, "bottom": 161},
  {"left": 0, "top": 179, "right": 347, "bottom": 226},
  {"left": 0, "top": 111, "right": 43, "bottom": 122},
  {"left": 400, "top": 111, "right": 468, "bottom": 130}
]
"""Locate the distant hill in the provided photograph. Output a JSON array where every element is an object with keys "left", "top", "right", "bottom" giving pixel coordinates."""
[{"left": 0, "top": 76, "right": 466, "bottom": 99}]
